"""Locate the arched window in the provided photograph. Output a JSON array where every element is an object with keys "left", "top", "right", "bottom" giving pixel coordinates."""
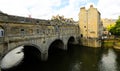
[{"left": 0, "top": 27, "right": 4, "bottom": 37}]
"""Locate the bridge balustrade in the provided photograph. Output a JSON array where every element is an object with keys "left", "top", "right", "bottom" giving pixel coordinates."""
[{"left": 0, "top": 21, "right": 79, "bottom": 43}]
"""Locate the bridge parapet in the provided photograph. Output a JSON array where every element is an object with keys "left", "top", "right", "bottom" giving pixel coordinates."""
[{"left": 0, "top": 12, "right": 80, "bottom": 65}]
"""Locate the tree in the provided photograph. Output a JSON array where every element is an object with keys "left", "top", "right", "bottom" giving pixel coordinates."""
[
  {"left": 109, "top": 16, "right": 120, "bottom": 36},
  {"left": 107, "top": 24, "right": 115, "bottom": 31}
]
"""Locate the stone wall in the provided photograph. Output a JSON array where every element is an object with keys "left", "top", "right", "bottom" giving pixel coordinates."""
[
  {"left": 78, "top": 5, "right": 103, "bottom": 39},
  {"left": 80, "top": 38, "right": 101, "bottom": 47}
]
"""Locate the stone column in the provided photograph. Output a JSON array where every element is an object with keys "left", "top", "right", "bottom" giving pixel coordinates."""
[
  {"left": 63, "top": 43, "right": 68, "bottom": 50},
  {"left": 73, "top": 38, "right": 79, "bottom": 44},
  {"left": 0, "top": 67, "right": 1, "bottom": 71},
  {"left": 41, "top": 50, "right": 48, "bottom": 61}
]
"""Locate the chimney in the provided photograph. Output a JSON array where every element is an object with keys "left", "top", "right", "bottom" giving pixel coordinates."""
[
  {"left": 80, "top": 7, "right": 85, "bottom": 9},
  {"left": 90, "top": 5, "right": 93, "bottom": 8}
]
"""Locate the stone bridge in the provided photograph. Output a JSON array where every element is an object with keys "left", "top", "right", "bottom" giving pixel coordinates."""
[{"left": 0, "top": 14, "right": 80, "bottom": 62}]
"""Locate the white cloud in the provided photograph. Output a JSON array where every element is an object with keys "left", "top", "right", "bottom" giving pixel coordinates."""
[
  {"left": 0, "top": 0, "right": 65, "bottom": 19},
  {"left": 0, "top": 0, "right": 120, "bottom": 20},
  {"left": 97, "top": 0, "right": 120, "bottom": 19},
  {"left": 54, "top": 0, "right": 89, "bottom": 21},
  {"left": 1, "top": 0, "right": 120, "bottom": 21},
  {"left": 0, "top": 0, "right": 90, "bottom": 21}
]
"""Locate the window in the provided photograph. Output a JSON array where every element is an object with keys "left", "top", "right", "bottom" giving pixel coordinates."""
[
  {"left": 81, "top": 34, "right": 83, "bottom": 37},
  {"left": 20, "top": 29, "right": 25, "bottom": 35},
  {"left": 36, "top": 20, "right": 39, "bottom": 23},
  {"left": 84, "top": 26, "right": 86, "bottom": 28},
  {"left": 0, "top": 29, "right": 4, "bottom": 37},
  {"left": 55, "top": 26, "right": 59, "bottom": 32},
  {"left": 1, "top": 31, "right": 4, "bottom": 36},
  {"left": 21, "top": 29, "right": 24, "bottom": 31},
  {"left": 37, "top": 29, "right": 39, "bottom": 34}
]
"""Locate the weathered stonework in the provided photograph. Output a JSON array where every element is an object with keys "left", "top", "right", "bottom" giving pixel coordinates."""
[
  {"left": 78, "top": 5, "right": 103, "bottom": 47},
  {"left": 79, "top": 5, "right": 103, "bottom": 39},
  {"left": 0, "top": 12, "right": 80, "bottom": 61}
]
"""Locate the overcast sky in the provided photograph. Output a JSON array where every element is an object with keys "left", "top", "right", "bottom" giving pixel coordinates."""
[{"left": 0, "top": 0, "right": 120, "bottom": 21}]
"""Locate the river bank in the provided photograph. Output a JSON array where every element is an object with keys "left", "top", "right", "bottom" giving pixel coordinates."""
[{"left": 102, "top": 38, "right": 120, "bottom": 49}]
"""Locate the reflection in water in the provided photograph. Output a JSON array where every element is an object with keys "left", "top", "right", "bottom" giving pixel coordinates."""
[
  {"left": 2, "top": 45, "right": 120, "bottom": 71},
  {"left": 99, "top": 49, "right": 118, "bottom": 71},
  {"left": 71, "top": 62, "right": 81, "bottom": 71},
  {"left": 1, "top": 46, "right": 24, "bottom": 69}
]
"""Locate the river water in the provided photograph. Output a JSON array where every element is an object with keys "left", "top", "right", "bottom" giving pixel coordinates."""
[{"left": 2, "top": 44, "right": 120, "bottom": 71}]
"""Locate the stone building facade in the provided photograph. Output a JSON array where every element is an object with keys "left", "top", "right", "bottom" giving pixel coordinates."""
[
  {"left": 102, "top": 18, "right": 116, "bottom": 35},
  {"left": 79, "top": 5, "right": 103, "bottom": 39},
  {"left": 78, "top": 5, "right": 103, "bottom": 47},
  {"left": 102, "top": 18, "right": 116, "bottom": 28},
  {"left": 0, "top": 11, "right": 80, "bottom": 58}
]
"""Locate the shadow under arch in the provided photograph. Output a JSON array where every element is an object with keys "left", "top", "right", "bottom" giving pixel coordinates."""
[
  {"left": 67, "top": 36, "right": 76, "bottom": 51},
  {"left": 67, "top": 36, "right": 75, "bottom": 45},
  {"left": 48, "top": 39, "right": 65, "bottom": 58},
  {"left": 0, "top": 44, "right": 42, "bottom": 71},
  {"left": 23, "top": 44, "right": 42, "bottom": 63}
]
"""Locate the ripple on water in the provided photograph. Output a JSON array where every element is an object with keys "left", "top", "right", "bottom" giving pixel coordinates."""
[
  {"left": 69, "top": 62, "right": 82, "bottom": 71},
  {"left": 99, "top": 48, "right": 118, "bottom": 71}
]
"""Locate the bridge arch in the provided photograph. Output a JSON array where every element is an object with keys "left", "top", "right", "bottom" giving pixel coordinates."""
[
  {"left": 0, "top": 44, "right": 42, "bottom": 69},
  {"left": 48, "top": 39, "right": 64, "bottom": 50},
  {"left": 22, "top": 44, "right": 42, "bottom": 68},
  {"left": 67, "top": 36, "right": 75, "bottom": 45},
  {"left": 67, "top": 36, "right": 77, "bottom": 51},
  {"left": 23, "top": 44, "right": 41, "bottom": 60},
  {"left": 0, "top": 46, "right": 24, "bottom": 69},
  {"left": 48, "top": 39, "right": 64, "bottom": 57},
  {"left": 23, "top": 43, "right": 42, "bottom": 53}
]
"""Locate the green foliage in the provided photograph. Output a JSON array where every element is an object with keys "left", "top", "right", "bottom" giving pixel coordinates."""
[
  {"left": 109, "top": 16, "right": 120, "bottom": 36},
  {"left": 103, "top": 41, "right": 114, "bottom": 47},
  {"left": 106, "top": 24, "right": 115, "bottom": 31}
]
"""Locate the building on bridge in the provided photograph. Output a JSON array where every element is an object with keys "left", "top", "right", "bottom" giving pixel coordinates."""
[
  {"left": 0, "top": 11, "right": 80, "bottom": 65},
  {"left": 78, "top": 5, "right": 103, "bottom": 47}
]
